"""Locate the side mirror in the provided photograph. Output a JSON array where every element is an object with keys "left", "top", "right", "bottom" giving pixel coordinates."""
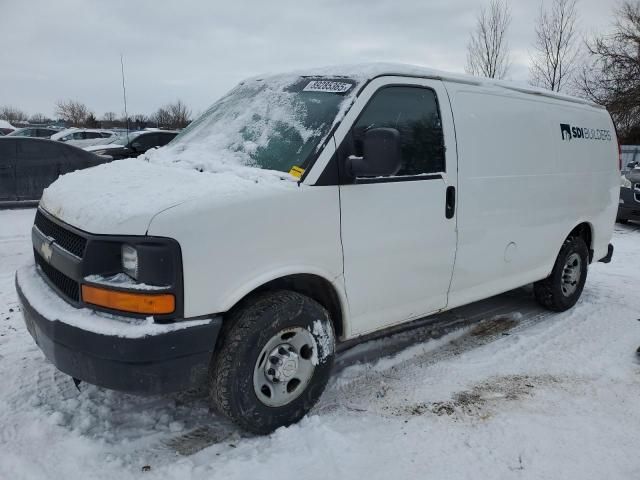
[
  {"left": 627, "top": 161, "right": 637, "bottom": 169},
  {"left": 130, "top": 141, "right": 143, "bottom": 152},
  {"left": 347, "top": 127, "right": 402, "bottom": 178}
]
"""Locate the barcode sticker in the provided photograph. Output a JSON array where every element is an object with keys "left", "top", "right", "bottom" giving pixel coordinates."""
[{"left": 303, "top": 80, "right": 352, "bottom": 93}]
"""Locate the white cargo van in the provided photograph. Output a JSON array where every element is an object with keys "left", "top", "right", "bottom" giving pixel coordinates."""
[{"left": 16, "top": 64, "right": 618, "bottom": 434}]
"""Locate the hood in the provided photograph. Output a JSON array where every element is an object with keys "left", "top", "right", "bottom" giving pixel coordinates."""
[{"left": 40, "top": 159, "right": 296, "bottom": 235}]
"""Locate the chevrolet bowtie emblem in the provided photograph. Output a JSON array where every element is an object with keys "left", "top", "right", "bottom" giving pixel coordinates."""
[{"left": 40, "top": 241, "right": 53, "bottom": 263}]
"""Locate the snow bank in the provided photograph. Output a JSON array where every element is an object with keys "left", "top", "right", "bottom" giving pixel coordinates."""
[{"left": 16, "top": 264, "right": 213, "bottom": 338}]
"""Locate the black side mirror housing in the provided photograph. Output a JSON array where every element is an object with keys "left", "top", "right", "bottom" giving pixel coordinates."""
[
  {"left": 627, "top": 161, "right": 637, "bottom": 169},
  {"left": 347, "top": 127, "right": 402, "bottom": 178},
  {"left": 130, "top": 142, "right": 142, "bottom": 152}
]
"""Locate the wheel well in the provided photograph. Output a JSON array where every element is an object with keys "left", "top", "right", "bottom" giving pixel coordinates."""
[
  {"left": 568, "top": 222, "right": 593, "bottom": 262},
  {"left": 232, "top": 274, "right": 344, "bottom": 338}
]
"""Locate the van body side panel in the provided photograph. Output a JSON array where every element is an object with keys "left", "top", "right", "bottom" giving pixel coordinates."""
[
  {"left": 445, "top": 83, "right": 617, "bottom": 309},
  {"left": 545, "top": 104, "right": 618, "bottom": 262},
  {"left": 147, "top": 185, "right": 345, "bottom": 320}
]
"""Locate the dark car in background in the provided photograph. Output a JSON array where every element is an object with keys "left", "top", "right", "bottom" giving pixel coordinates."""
[
  {"left": 0, "top": 137, "right": 109, "bottom": 206},
  {"left": 617, "top": 146, "right": 640, "bottom": 224},
  {"left": 7, "top": 127, "right": 59, "bottom": 138},
  {"left": 85, "top": 130, "right": 178, "bottom": 160}
]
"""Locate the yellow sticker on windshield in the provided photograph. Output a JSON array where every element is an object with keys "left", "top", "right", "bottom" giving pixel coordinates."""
[{"left": 289, "top": 166, "right": 305, "bottom": 179}]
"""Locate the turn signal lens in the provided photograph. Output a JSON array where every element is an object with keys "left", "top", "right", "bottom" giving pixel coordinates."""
[{"left": 81, "top": 285, "right": 175, "bottom": 315}]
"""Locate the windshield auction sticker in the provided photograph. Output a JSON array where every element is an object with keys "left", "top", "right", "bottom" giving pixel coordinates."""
[{"left": 303, "top": 80, "right": 353, "bottom": 93}]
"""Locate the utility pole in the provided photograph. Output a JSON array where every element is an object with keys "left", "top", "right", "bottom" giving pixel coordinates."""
[{"left": 120, "top": 54, "right": 130, "bottom": 141}]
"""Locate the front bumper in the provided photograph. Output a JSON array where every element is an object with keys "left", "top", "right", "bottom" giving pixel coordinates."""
[{"left": 16, "top": 266, "right": 222, "bottom": 394}]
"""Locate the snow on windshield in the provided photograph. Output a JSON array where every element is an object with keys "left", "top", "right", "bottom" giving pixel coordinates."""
[{"left": 145, "top": 75, "right": 358, "bottom": 174}]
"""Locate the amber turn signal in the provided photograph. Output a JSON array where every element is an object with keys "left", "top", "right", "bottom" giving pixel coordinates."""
[{"left": 81, "top": 285, "right": 175, "bottom": 315}]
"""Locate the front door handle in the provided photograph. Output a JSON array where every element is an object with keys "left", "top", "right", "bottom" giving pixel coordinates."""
[{"left": 445, "top": 186, "right": 456, "bottom": 219}]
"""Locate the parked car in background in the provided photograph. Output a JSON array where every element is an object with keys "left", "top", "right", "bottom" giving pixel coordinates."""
[
  {"left": 85, "top": 130, "right": 177, "bottom": 159},
  {"left": 51, "top": 128, "right": 118, "bottom": 148},
  {"left": 7, "top": 127, "right": 59, "bottom": 138},
  {"left": 621, "top": 145, "right": 640, "bottom": 174},
  {"left": 0, "top": 137, "right": 110, "bottom": 206},
  {"left": 0, "top": 119, "right": 16, "bottom": 135}
]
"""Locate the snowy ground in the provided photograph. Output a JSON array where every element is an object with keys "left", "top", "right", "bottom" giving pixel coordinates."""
[{"left": 1, "top": 208, "right": 639, "bottom": 480}]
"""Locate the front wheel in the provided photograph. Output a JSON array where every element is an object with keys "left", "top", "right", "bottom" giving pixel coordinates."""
[
  {"left": 534, "top": 236, "right": 589, "bottom": 312},
  {"left": 209, "top": 290, "right": 335, "bottom": 434}
]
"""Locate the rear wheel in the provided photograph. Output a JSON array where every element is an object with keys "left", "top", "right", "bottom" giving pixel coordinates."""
[
  {"left": 209, "top": 290, "right": 335, "bottom": 434},
  {"left": 534, "top": 236, "right": 589, "bottom": 312}
]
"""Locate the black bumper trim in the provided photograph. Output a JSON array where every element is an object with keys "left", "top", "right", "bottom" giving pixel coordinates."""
[{"left": 16, "top": 277, "right": 222, "bottom": 394}]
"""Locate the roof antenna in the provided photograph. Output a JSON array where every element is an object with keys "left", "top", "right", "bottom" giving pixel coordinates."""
[{"left": 120, "top": 53, "right": 130, "bottom": 142}]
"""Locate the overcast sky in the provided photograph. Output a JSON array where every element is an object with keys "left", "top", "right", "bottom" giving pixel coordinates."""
[{"left": 0, "top": 0, "right": 620, "bottom": 119}]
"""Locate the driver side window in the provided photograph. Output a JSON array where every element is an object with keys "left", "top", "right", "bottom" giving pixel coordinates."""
[{"left": 352, "top": 86, "right": 445, "bottom": 176}]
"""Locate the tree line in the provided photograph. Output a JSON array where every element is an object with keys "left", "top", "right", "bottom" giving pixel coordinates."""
[
  {"left": 466, "top": 0, "right": 640, "bottom": 143},
  {"left": 0, "top": 99, "right": 192, "bottom": 130}
]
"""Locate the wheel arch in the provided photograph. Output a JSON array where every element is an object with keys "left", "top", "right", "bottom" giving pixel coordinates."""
[
  {"left": 566, "top": 221, "right": 594, "bottom": 262},
  {"left": 223, "top": 272, "right": 347, "bottom": 339}
]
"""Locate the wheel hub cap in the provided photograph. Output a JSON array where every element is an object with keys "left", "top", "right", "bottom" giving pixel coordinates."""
[
  {"left": 265, "top": 345, "right": 300, "bottom": 382},
  {"left": 253, "top": 327, "right": 317, "bottom": 407},
  {"left": 561, "top": 252, "right": 582, "bottom": 297}
]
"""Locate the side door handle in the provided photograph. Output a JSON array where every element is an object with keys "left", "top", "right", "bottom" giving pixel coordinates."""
[{"left": 445, "top": 186, "right": 456, "bottom": 219}]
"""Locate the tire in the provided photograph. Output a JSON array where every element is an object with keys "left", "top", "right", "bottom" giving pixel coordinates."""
[
  {"left": 209, "top": 290, "right": 335, "bottom": 434},
  {"left": 617, "top": 218, "right": 629, "bottom": 224},
  {"left": 534, "top": 235, "right": 589, "bottom": 312}
]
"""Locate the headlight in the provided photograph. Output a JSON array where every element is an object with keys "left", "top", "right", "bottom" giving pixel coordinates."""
[
  {"left": 121, "top": 244, "right": 139, "bottom": 279},
  {"left": 621, "top": 175, "right": 632, "bottom": 188}
]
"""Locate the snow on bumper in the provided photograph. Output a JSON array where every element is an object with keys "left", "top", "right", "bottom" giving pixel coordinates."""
[{"left": 15, "top": 264, "right": 222, "bottom": 394}]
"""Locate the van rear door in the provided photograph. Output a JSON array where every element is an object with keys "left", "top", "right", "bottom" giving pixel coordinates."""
[{"left": 336, "top": 78, "right": 458, "bottom": 336}]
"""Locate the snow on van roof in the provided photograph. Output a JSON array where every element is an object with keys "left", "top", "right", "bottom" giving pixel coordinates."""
[{"left": 250, "top": 62, "right": 602, "bottom": 109}]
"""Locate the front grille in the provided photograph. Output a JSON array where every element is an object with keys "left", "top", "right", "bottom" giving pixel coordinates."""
[
  {"left": 34, "top": 250, "right": 80, "bottom": 302},
  {"left": 34, "top": 210, "right": 87, "bottom": 258}
]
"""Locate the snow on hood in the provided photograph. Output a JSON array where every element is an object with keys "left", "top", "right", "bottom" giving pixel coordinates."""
[{"left": 40, "top": 158, "right": 295, "bottom": 235}]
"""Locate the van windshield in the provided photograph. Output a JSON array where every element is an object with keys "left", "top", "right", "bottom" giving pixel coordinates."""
[{"left": 151, "top": 76, "right": 356, "bottom": 174}]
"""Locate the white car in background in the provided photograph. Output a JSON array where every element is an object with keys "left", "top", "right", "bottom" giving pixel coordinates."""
[{"left": 51, "top": 128, "right": 119, "bottom": 148}]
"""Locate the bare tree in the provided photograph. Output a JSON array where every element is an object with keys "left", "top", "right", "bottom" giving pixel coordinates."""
[
  {"left": 577, "top": 1, "right": 640, "bottom": 142},
  {"left": 152, "top": 101, "right": 191, "bottom": 129},
  {"left": 132, "top": 113, "right": 148, "bottom": 123},
  {"left": 55, "top": 100, "right": 90, "bottom": 127},
  {"left": 0, "top": 105, "right": 27, "bottom": 124},
  {"left": 102, "top": 111, "right": 117, "bottom": 122},
  {"left": 167, "top": 100, "right": 192, "bottom": 129},
  {"left": 29, "top": 113, "right": 50, "bottom": 124},
  {"left": 466, "top": 0, "right": 512, "bottom": 79},
  {"left": 530, "top": 0, "right": 580, "bottom": 92},
  {"left": 151, "top": 107, "right": 172, "bottom": 128}
]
